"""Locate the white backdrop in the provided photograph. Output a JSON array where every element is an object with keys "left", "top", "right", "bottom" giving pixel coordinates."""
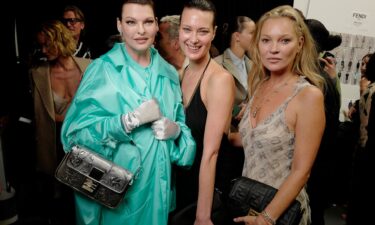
[
  {"left": 294, "top": 0, "right": 375, "bottom": 121},
  {"left": 295, "top": 0, "right": 375, "bottom": 37}
]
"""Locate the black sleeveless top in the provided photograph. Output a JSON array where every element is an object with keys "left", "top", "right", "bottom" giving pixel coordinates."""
[{"left": 175, "top": 64, "right": 242, "bottom": 211}]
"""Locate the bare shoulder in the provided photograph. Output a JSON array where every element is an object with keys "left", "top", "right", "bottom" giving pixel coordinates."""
[
  {"left": 298, "top": 85, "right": 323, "bottom": 99},
  {"left": 295, "top": 85, "right": 324, "bottom": 107},
  {"left": 208, "top": 60, "right": 234, "bottom": 87},
  {"left": 202, "top": 60, "right": 234, "bottom": 106}
]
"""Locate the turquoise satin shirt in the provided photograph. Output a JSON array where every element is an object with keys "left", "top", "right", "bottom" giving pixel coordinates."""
[{"left": 61, "top": 43, "right": 196, "bottom": 225}]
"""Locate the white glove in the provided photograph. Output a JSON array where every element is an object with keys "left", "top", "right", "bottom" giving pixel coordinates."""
[
  {"left": 122, "top": 98, "right": 162, "bottom": 133},
  {"left": 151, "top": 117, "right": 181, "bottom": 140}
]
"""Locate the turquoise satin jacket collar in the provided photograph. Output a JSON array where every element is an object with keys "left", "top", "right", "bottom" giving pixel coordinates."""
[{"left": 101, "top": 43, "right": 179, "bottom": 85}]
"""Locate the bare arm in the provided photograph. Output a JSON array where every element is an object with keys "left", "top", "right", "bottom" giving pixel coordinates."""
[
  {"left": 195, "top": 69, "right": 235, "bottom": 225},
  {"left": 261, "top": 86, "right": 325, "bottom": 222},
  {"left": 234, "top": 86, "right": 325, "bottom": 224}
]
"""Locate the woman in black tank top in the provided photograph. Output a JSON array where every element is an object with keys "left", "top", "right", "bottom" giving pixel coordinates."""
[{"left": 170, "top": 1, "right": 236, "bottom": 225}]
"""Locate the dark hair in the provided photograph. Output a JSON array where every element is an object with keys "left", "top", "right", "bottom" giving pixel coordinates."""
[
  {"left": 365, "top": 53, "right": 375, "bottom": 82},
  {"left": 62, "top": 5, "right": 87, "bottom": 39},
  {"left": 305, "top": 19, "right": 342, "bottom": 52},
  {"left": 362, "top": 53, "right": 373, "bottom": 61},
  {"left": 117, "top": 0, "right": 155, "bottom": 20},
  {"left": 63, "top": 5, "right": 85, "bottom": 22},
  {"left": 182, "top": 0, "right": 217, "bottom": 27},
  {"left": 105, "top": 34, "right": 123, "bottom": 50},
  {"left": 221, "top": 16, "right": 253, "bottom": 49}
]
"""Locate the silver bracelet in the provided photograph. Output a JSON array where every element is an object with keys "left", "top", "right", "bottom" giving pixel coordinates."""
[{"left": 261, "top": 210, "right": 276, "bottom": 225}]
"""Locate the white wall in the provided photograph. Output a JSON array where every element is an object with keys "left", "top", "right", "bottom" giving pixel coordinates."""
[
  {"left": 294, "top": 0, "right": 375, "bottom": 121},
  {"left": 295, "top": 0, "right": 375, "bottom": 37}
]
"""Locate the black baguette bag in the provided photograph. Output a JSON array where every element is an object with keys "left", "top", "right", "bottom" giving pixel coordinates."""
[
  {"left": 227, "top": 176, "right": 303, "bottom": 225},
  {"left": 55, "top": 145, "right": 139, "bottom": 209}
]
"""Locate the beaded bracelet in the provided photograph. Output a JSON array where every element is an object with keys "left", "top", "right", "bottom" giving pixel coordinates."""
[{"left": 261, "top": 210, "right": 276, "bottom": 225}]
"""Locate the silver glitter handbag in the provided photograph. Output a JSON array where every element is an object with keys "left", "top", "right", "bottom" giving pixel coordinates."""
[{"left": 55, "top": 145, "right": 140, "bottom": 209}]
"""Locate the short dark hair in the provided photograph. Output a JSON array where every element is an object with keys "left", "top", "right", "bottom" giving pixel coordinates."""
[
  {"left": 305, "top": 19, "right": 342, "bottom": 52},
  {"left": 117, "top": 0, "right": 155, "bottom": 20}
]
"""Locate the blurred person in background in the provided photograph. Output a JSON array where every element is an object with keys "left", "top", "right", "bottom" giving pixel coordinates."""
[
  {"left": 62, "top": 5, "right": 92, "bottom": 58},
  {"left": 347, "top": 52, "right": 375, "bottom": 225},
  {"left": 30, "top": 19, "right": 91, "bottom": 224},
  {"left": 305, "top": 18, "right": 342, "bottom": 225},
  {"left": 215, "top": 16, "right": 256, "bottom": 123},
  {"left": 155, "top": 15, "right": 188, "bottom": 78}
]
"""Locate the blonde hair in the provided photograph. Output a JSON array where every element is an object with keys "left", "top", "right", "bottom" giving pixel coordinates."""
[
  {"left": 248, "top": 5, "right": 324, "bottom": 95},
  {"left": 37, "top": 20, "right": 76, "bottom": 57}
]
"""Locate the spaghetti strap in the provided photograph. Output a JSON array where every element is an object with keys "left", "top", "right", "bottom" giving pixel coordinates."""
[
  {"left": 182, "top": 57, "right": 211, "bottom": 108},
  {"left": 180, "top": 64, "right": 189, "bottom": 82}
]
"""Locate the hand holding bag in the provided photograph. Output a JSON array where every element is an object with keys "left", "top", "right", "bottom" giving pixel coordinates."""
[
  {"left": 55, "top": 145, "right": 140, "bottom": 209},
  {"left": 227, "top": 176, "right": 303, "bottom": 225}
]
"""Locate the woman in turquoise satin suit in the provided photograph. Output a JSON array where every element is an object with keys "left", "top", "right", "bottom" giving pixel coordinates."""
[{"left": 60, "top": 0, "right": 196, "bottom": 224}]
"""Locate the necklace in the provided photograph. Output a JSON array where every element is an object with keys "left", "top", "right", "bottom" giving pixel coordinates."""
[{"left": 251, "top": 75, "right": 296, "bottom": 118}]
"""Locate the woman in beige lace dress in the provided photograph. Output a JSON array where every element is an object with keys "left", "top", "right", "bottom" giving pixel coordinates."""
[{"left": 232, "top": 5, "right": 325, "bottom": 225}]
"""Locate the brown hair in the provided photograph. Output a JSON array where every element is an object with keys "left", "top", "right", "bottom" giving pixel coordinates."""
[{"left": 63, "top": 5, "right": 85, "bottom": 22}]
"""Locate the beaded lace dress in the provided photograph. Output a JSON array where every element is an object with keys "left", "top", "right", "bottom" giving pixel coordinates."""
[{"left": 238, "top": 76, "right": 312, "bottom": 225}]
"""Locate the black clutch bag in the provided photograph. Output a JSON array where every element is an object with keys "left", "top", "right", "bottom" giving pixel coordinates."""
[
  {"left": 227, "top": 176, "right": 303, "bottom": 225},
  {"left": 55, "top": 145, "right": 139, "bottom": 209}
]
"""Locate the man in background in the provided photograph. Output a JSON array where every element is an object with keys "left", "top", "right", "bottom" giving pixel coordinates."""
[
  {"left": 305, "top": 18, "right": 342, "bottom": 225},
  {"left": 62, "top": 5, "right": 92, "bottom": 58},
  {"left": 155, "top": 15, "right": 188, "bottom": 79}
]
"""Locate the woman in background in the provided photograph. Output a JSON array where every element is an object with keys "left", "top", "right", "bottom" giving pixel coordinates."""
[
  {"left": 214, "top": 16, "right": 256, "bottom": 207},
  {"left": 215, "top": 16, "right": 255, "bottom": 111},
  {"left": 347, "top": 52, "right": 375, "bottom": 225},
  {"left": 30, "top": 19, "right": 91, "bottom": 224}
]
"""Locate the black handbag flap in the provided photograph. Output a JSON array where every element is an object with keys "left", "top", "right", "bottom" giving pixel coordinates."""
[
  {"left": 228, "top": 176, "right": 303, "bottom": 225},
  {"left": 65, "top": 146, "right": 134, "bottom": 193},
  {"left": 229, "top": 176, "right": 277, "bottom": 212}
]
